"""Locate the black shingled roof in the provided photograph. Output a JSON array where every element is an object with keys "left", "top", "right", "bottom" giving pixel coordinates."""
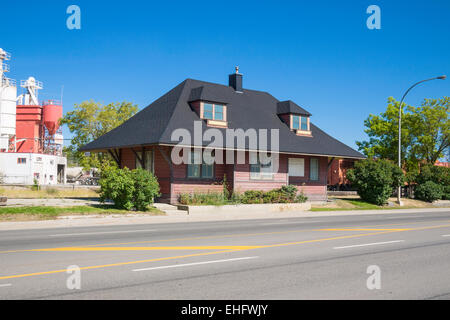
[
  {"left": 80, "top": 78, "right": 364, "bottom": 159},
  {"left": 277, "top": 100, "right": 311, "bottom": 116}
]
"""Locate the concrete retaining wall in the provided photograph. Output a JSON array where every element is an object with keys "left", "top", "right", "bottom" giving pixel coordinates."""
[
  {"left": 177, "top": 202, "right": 311, "bottom": 215},
  {"left": 327, "top": 191, "right": 358, "bottom": 196}
]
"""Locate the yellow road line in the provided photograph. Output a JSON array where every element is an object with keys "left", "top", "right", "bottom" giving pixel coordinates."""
[
  {"left": 0, "top": 230, "right": 302, "bottom": 254},
  {"left": 0, "top": 229, "right": 331, "bottom": 254},
  {"left": 0, "top": 249, "right": 240, "bottom": 281},
  {"left": 0, "top": 226, "right": 416, "bottom": 254},
  {"left": 5, "top": 223, "right": 450, "bottom": 280},
  {"left": 65, "top": 219, "right": 450, "bottom": 248},
  {"left": 2, "top": 217, "right": 450, "bottom": 255}
]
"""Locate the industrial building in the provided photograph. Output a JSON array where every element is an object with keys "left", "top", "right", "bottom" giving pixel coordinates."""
[{"left": 0, "top": 48, "right": 66, "bottom": 185}]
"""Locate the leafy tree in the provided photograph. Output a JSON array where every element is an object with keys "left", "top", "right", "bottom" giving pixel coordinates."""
[
  {"left": 356, "top": 97, "right": 414, "bottom": 163},
  {"left": 356, "top": 96, "right": 450, "bottom": 169},
  {"left": 415, "top": 164, "right": 450, "bottom": 186},
  {"left": 408, "top": 97, "right": 450, "bottom": 164},
  {"left": 60, "top": 100, "right": 138, "bottom": 169},
  {"left": 347, "top": 159, "right": 404, "bottom": 205}
]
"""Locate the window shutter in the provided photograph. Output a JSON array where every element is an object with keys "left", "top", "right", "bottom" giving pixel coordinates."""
[{"left": 288, "top": 158, "right": 305, "bottom": 177}]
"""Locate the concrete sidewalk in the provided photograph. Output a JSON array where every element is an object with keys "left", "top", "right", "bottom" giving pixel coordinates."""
[{"left": 0, "top": 207, "right": 449, "bottom": 231}]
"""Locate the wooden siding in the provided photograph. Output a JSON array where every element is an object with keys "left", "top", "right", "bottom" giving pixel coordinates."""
[
  {"left": 190, "top": 100, "right": 201, "bottom": 117},
  {"left": 170, "top": 151, "right": 230, "bottom": 203},
  {"left": 119, "top": 146, "right": 328, "bottom": 203},
  {"left": 328, "top": 158, "right": 355, "bottom": 186},
  {"left": 278, "top": 114, "right": 290, "bottom": 128},
  {"left": 233, "top": 152, "right": 287, "bottom": 193},
  {"left": 287, "top": 154, "right": 328, "bottom": 201},
  {"left": 119, "top": 146, "right": 172, "bottom": 202},
  {"left": 121, "top": 148, "right": 135, "bottom": 170},
  {"left": 234, "top": 153, "right": 328, "bottom": 201}
]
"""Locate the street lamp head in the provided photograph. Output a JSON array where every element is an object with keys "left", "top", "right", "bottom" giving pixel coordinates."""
[{"left": 437, "top": 75, "right": 447, "bottom": 80}]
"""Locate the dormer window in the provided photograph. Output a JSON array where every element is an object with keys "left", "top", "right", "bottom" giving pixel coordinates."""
[
  {"left": 188, "top": 87, "right": 229, "bottom": 127},
  {"left": 201, "top": 102, "right": 227, "bottom": 127},
  {"left": 276, "top": 100, "right": 312, "bottom": 137},
  {"left": 291, "top": 114, "right": 311, "bottom": 136},
  {"left": 203, "top": 103, "right": 224, "bottom": 121},
  {"left": 292, "top": 115, "right": 309, "bottom": 131}
]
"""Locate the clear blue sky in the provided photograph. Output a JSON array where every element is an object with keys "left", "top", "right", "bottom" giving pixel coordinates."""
[{"left": 1, "top": 0, "right": 449, "bottom": 150}]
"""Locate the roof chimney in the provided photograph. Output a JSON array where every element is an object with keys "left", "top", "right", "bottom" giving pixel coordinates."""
[{"left": 229, "top": 66, "right": 243, "bottom": 92}]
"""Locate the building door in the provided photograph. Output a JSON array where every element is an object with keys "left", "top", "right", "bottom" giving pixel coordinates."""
[{"left": 57, "top": 164, "right": 65, "bottom": 184}]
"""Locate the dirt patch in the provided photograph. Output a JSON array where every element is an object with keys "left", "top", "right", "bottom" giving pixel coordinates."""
[
  {"left": 0, "top": 187, "right": 99, "bottom": 199},
  {"left": 312, "top": 195, "right": 443, "bottom": 211}
]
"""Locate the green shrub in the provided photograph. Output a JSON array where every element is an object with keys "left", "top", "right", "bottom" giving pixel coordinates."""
[
  {"left": 178, "top": 193, "right": 191, "bottom": 205},
  {"left": 241, "top": 190, "right": 264, "bottom": 204},
  {"left": 347, "top": 159, "right": 404, "bottom": 206},
  {"left": 178, "top": 192, "right": 226, "bottom": 205},
  {"left": 415, "top": 181, "right": 444, "bottom": 202},
  {"left": 279, "top": 185, "right": 298, "bottom": 202},
  {"left": 241, "top": 185, "right": 307, "bottom": 204},
  {"left": 178, "top": 185, "right": 308, "bottom": 206},
  {"left": 45, "top": 188, "right": 59, "bottom": 195},
  {"left": 31, "top": 178, "right": 40, "bottom": 191},
  {"left": 295, "top": 191, "right": 308, "bottom": 203},
  {"left": 262, "top": 190, "right": 280, "bottom": 203},
  {"left": 222, "top": 174, "right": 230, "bottom": 200},
  {"left": 415, "top": 165, "right": 450, "bottom": 201},
  {"left": 131, "top": 169, "right": 160, "bottom": 211},
  {"left": 443, "top": 185, "right": 450, "bottom": 200},
  {"left": 99, "top": 167, "right": 160, "bottom": 211}
]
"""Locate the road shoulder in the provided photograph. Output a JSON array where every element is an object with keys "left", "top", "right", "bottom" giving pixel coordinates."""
[{"left": 0, "top": 207, "right": 449, "bottom": 231}]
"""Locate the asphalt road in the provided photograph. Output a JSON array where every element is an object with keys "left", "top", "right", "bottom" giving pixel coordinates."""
[{"left": 1, "top": 209, "right": 450, "bottom": 299}]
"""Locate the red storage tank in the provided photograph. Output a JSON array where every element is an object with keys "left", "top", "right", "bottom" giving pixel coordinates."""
[
  {"left": 15, "top": 104, "right": 43, "bottom": 153},
  {"left": 42, "top": 100, "right": 62, "bottom": 135}
]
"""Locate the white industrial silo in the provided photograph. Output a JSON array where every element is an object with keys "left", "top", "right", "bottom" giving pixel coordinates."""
[{"left": 0, "top": 48, "right": 17, "bottom": 150}]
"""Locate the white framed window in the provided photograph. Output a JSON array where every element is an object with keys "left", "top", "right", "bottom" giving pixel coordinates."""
[
  {"left": 288, "top": 158, "right": 305, "bottom": 177},
  {"left": 187, "top": 149, "right": 214, "bottom": 179},
  {"left": 249, "top": 152, "right": 273, "bottom": 180},
  {"left": 202, "top": 102, "right": 226, "bottom": 121},
  {"left": 292, "top": 115, "right": 310, "bottom": 131}
]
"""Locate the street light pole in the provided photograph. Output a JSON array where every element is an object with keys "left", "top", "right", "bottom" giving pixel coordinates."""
[{"left": 397, "top": 75, "right": 446, "bottom": 205}]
